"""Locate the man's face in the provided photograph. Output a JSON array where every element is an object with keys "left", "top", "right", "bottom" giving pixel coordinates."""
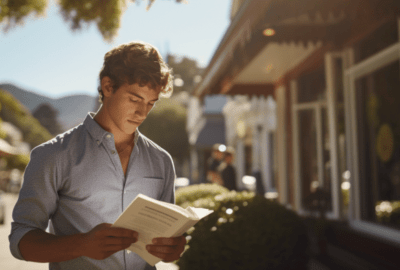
[{"left": 104, "top": 82, "right": 159, "bottom": 135}]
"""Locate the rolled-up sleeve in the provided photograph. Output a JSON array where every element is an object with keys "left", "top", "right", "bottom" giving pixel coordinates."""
[{"left": 9, "top": 143, "right": 60, "bottom": 260}]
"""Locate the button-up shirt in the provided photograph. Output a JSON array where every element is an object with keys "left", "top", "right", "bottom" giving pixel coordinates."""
[{"left": 9, "top": 113, "right": 176, "bottom": 270}]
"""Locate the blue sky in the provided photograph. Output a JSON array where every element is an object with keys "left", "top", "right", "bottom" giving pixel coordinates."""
[{"left": 0, "top": 0, "right": 231, "bottom": 98}]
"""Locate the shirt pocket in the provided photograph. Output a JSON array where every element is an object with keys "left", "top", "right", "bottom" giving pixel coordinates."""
[{"left": 132, "top": 177, "right": 165, "bottom": 199}]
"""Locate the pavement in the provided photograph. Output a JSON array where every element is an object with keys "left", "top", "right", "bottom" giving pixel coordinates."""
[{"left": 0, "top": 193, "right": 178, "bottom": 270}]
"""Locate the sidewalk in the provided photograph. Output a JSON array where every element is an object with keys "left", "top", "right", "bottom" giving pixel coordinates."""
[{"left": 0, "top": 193, "right": 178, "bottom": 270}]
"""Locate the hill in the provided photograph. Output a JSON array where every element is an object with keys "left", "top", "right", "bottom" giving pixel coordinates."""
[{"left": 0, "top": 83, "right": 99, "bottom": 131}]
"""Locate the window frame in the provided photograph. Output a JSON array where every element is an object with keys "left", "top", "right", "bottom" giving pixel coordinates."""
[{"left": 344, "top": 20, "right": 400, "bottom": 245}]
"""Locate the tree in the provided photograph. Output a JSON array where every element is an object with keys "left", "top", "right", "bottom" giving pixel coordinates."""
[
  {"left": 0, "top": 0, "right": 186, "bottom": 42},
  {"left": 139, "top": 97, "right": 189, "bottom": 162},
  {"left": 32, "top": 103, "right": 63, "bottom": 136},
  {"left": 167, "top": 54, "right": 204, "bottom": 95},
  {"left": 0, "top": 89, "right": 52, "bottom": 148}
]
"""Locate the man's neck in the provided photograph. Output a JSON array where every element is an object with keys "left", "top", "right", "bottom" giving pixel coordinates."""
[{"left": 93, "top": 108, "right": 135, "bottom": 146}]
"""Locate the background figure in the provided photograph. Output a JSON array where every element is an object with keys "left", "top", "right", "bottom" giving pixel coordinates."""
[
  {"left": 207, "top": 143, "right": 224, "bottom": 185},
  {"left": 219, "top": 146, "right": 237, "bottom": 191}
]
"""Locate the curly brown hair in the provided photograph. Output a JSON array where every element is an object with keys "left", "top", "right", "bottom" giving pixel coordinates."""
[{"left": 97, "top": 41, "right": 173, "bottom": 102}]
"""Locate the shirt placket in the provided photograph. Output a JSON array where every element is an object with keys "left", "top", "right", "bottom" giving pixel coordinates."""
[{"left": 103, "top": 133, "right": 132, "bottom": 268}]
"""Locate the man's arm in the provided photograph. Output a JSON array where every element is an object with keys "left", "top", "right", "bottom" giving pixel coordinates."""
[{"left": 19, "top": 223, "right": 138, "bottom": 262}]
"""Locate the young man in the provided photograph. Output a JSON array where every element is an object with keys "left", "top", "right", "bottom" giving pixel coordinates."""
[
  {"left": 218, "top": 146, "right": 237, "bottom": 191},
  {"left": 9, "top": 42, "right": 186, "bottom": 270},
  {"left": 206, "top": 143, "right": 224, "bottom": 185}
]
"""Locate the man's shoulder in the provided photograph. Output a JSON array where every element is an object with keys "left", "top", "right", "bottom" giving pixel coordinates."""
[
  {"left": 32, "top": 124, "right": 86, "bottom": 155},
  {"left": 137, "top": 132, "right": 172, "bottom": 160}
]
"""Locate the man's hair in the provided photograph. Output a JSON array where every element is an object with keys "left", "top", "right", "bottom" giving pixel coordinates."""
[{"left": 97, "top": 41, "right": 173, "bottom": 102}]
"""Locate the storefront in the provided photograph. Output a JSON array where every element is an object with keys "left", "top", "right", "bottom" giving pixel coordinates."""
[{"left": 192, "top": 0, "right": 400, "bottom": 268}]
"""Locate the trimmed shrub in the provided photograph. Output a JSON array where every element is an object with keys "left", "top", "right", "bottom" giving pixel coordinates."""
[
  {"left": 177, "top": 192, "right": 309, "bottom": 270},
  {"left": 175, "top": 183, "right": 229, "bottom": 208}
]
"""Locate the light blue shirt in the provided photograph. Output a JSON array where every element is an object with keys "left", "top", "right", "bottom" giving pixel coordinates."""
[{"left": 9, "top": 113, "right": 176, "bottom": 270}]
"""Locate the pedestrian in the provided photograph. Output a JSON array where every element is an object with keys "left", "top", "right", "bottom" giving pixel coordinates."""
[
  {"left": 206, "top": 143, "right": 224, "bottom": 185},
  {"left": 218, "top": 146, "right": 237, "bottom": 191},
  {"left": 9, "top": 41, "right": 186, "bottom": 270}
]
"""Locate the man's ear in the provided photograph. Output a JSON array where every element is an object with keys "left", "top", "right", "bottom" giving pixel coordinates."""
[{"left": 101, "top": 77, "right": 114, "bottom": 98}]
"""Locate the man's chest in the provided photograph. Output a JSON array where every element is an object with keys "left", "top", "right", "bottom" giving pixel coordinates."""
[{"left": 58, "top": 151, "right": 167, "bottom": 204}]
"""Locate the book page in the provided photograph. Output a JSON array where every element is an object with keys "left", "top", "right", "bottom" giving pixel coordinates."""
[{"left": 112, "top": 194, "right": 203, "bottom": 266}]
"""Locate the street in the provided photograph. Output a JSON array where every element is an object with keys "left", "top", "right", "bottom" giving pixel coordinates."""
[
  {"left": 0, "top": 193, "right": 178, "bottom": 270},
  {"left": 0, "top": 193, "right": 47, "bottom": 270}
]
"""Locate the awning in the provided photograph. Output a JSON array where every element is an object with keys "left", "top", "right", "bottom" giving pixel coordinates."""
[
  {"left": 193, "top": 0, "right": 400, "bottom": 98},
  {"left": 194, "top": 117, "right": 225, "bottom": 148}
]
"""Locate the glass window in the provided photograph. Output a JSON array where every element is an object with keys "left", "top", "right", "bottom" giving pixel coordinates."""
[
  {"left": 299, "top": 109, "right": 318, "bottom": 203},
  {"left": 357, "top": 60, "right": 400, "bottom": 230},
  {"left": 299, "top": 107, "right": 332, "bottom": 212}
]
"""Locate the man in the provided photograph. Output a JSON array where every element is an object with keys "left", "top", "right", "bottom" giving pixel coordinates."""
[
  {"left": 206, "top": 143, "right": 224, "bottom": 185},
  {"left": 218, "top": 146, "right": 237, "bottom": 191},
  {"left": 9, "top": 41, "right": 186, "bottom": 270}
]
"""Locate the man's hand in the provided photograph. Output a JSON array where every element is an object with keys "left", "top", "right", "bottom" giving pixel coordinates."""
[
  {"left": 81, "top": 223, "right": 138, "bottom": 260},
  {"left": 146, "top": 235, "right": 186, "bottom": 262}
]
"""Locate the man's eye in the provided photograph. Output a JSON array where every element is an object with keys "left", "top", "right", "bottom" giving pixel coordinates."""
[{"left": 131, "top": 99, "right": 139, "bottom": 103}]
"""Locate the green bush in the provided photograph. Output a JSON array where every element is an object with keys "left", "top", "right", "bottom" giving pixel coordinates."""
[
  {"left": 177, "top": 192, "right": 309, "bottom": 270},
  {"left": 5, "top": 154, "right": 30, "bottom": 171},
  {"left": 175, "top": 183, "right": 229, "bottom": 208},
  {"left": 0, "top": 89, "right": 52, "bottom": 148}
]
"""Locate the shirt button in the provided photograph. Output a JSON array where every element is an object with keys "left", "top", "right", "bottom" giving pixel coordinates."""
[
  {"left": 106, "top": 134, "right": 112, "bottom": 139},
  {"left": 111, "top": 150, "right": 116, "bottom": 154},
  {"left": 96, "top": 140, "right": 100, "bottom": 145},
  {"left": 124, "top": 191, "right": 127, "bottom": 194}
]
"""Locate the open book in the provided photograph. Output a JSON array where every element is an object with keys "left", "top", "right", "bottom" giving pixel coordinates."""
[{"left": 112, "top": 193, "right": 213, "bottom": 266}]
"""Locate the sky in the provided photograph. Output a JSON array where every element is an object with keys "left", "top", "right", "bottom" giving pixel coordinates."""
[{"left": 0, "top": 0, "right": 231, "bottom": 98}]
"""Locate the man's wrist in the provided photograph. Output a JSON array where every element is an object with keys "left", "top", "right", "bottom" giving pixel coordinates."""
[{"left": 72, "top": 233, "right": 88, "bottom": 258}]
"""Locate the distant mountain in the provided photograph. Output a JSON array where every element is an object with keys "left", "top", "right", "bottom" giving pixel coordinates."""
[{"left": 0, "top": 83, "right": 100, "bottom": 131}]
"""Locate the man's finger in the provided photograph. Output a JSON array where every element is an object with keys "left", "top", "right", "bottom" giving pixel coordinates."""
[
  {"left": 146, "top": 244, "right": 185, "bottom": 256},
  {"left": 105, "top": 227, "right": 138, "bottom": 238},
  {"left": 151, "top": 235, "right": 186, "bottom": 246},
  {"left": 105, "top": 237, "right": 137, "bottom": 247}
]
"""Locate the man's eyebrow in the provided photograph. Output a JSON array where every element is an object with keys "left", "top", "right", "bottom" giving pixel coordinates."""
[{"left": 128, "top": 91, "right": 159, "bottom": 102}]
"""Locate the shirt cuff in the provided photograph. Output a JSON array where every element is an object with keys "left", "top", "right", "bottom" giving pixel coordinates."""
[{"left": 9, "top": 224, "right": 38, "bottom": 260}]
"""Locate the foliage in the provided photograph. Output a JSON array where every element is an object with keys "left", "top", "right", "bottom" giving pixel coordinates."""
[
  {"left": 139, "top": 98, "right": 189, "bottom": 161},
  {"left": 0, "top": 0, "right": 47, "bottom": 30},
  {"left": 167, "top": 55, "right": 204, "bottom": 94},
  {"left": 175, "top": 183, "right": 230, "bottom": 208},
  {"left": 177, "top": 192, "right": 309, "bottom": 270},
  {"left": 0, "top": 89, "right": 52, "bottom": 148},
  {"left": 0, "top": 118, "right": 7, "bottom": 140},
  {"left": 1, "top": 0, "right": 186, "bottom": 42},
  {"left": 4, "top": 154, "right": 30, "bottom": 171}
]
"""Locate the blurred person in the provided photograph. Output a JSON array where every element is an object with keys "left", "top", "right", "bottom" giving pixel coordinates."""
[
  {"left": 206, "top": 143, "right": 224, "bottom": 185},
  {"left": 218, "top": 146, "right": 237, "bottom": 191},
  {"left": 9, "top": 41, "right": 186, "bottom": 270}
]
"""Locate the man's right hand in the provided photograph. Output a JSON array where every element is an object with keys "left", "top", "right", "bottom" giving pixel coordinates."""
[{"left": 81, "top": 223, "right": 138, "bottom": 260}]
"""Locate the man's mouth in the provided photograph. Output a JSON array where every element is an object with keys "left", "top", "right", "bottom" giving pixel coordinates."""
[{"left": 128, "top": 119, "right": 141, "bottom": 125}]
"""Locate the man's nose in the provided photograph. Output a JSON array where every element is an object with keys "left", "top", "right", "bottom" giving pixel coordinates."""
[{"left": 135, "top": 103, "right": 147, "bottom": 117}]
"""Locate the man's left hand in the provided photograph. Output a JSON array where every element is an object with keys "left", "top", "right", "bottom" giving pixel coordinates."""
[{"left": 146, "top": 235, "right": 186, "bottom": 262}]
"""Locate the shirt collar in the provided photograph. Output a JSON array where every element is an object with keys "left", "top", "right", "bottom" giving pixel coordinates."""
[{"left": 83, "top": 112, "right": 140, "bottom": 146}]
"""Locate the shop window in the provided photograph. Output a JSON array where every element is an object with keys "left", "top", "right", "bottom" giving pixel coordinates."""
[
  {"left": 298, "top": 106, "right": 332, "bottom": 212},
  {"left": 334, "top": 57, "right": 349, "bottom": 217},
  {"left": 357, "top": 60, "right": 400, "bottom": 230},
  {"left": 295, "top": 67, "right": 333, "bottom": 212},
  {"left": 297, "top": 68, "right": 326, "bottom": 103}
]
